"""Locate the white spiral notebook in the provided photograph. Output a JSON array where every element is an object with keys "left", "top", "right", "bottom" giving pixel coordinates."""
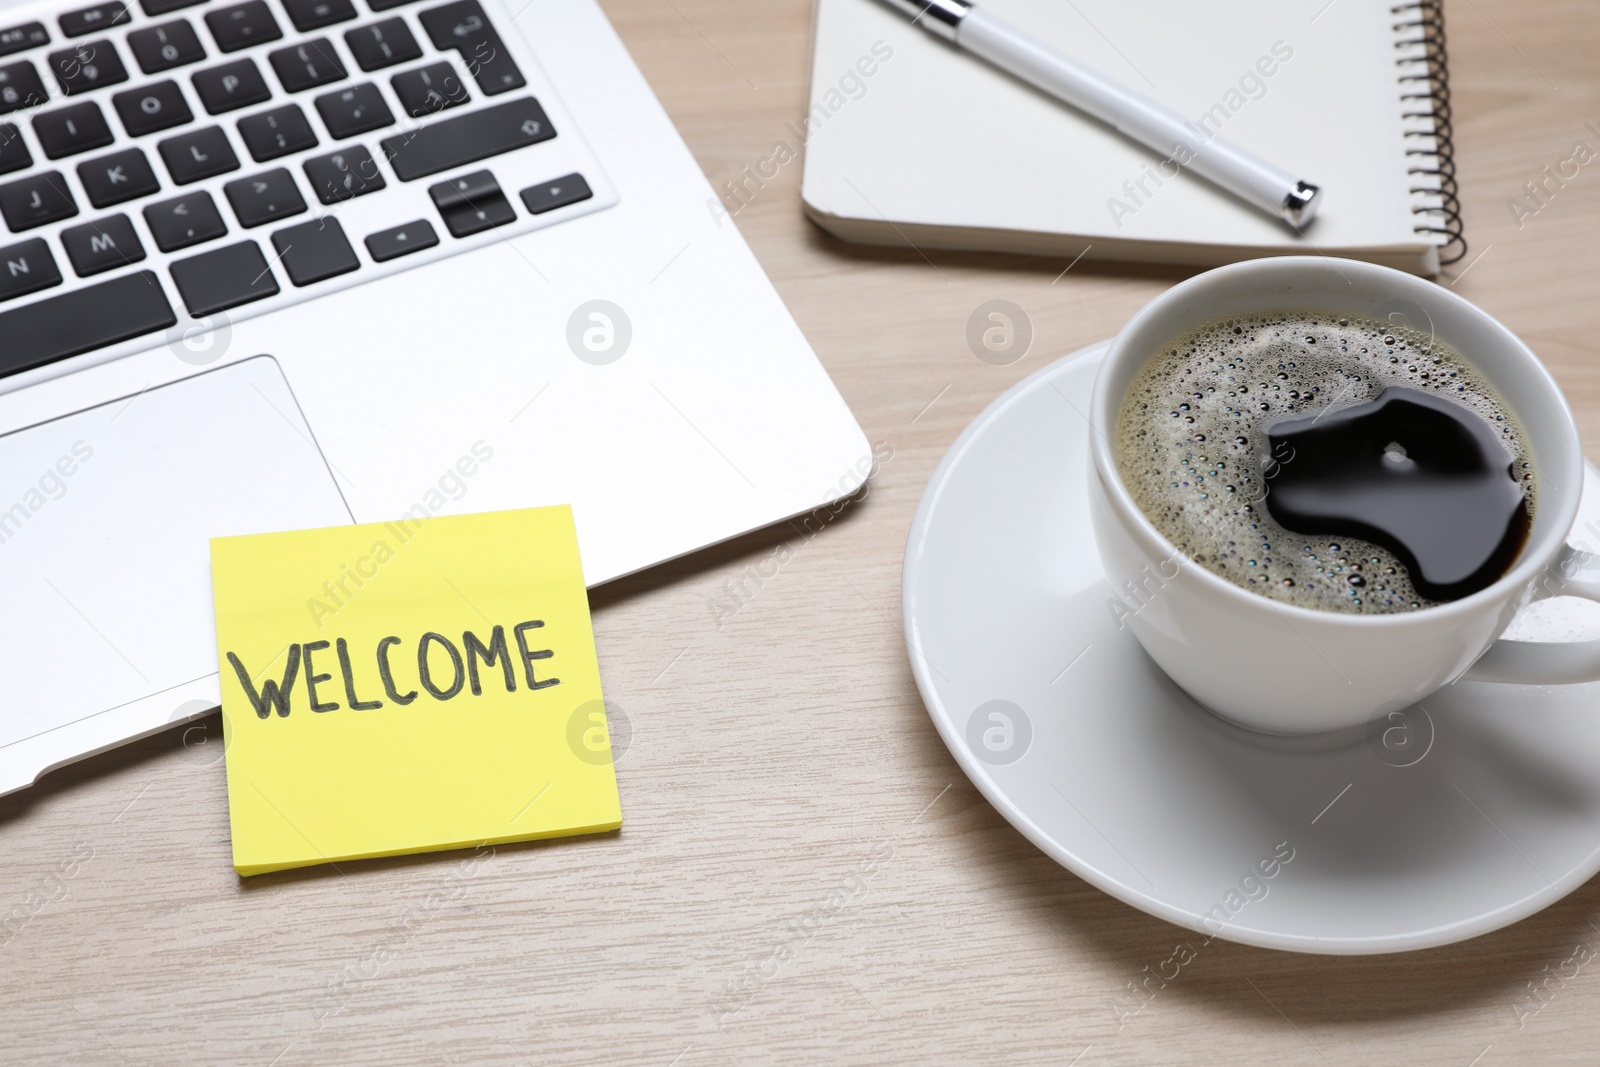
[{"left": 799, "top": 0, "right": 1462, "bottom": 275}]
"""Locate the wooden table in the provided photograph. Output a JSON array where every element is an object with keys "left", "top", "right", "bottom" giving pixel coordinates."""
[{"left": 6, "top": 1, "right": 1599, "bottom": 1062}]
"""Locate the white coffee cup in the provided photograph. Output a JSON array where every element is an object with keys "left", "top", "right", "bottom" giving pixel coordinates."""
[{"left": 1089, "top": 256, "right": 1600, "bottom": 734}]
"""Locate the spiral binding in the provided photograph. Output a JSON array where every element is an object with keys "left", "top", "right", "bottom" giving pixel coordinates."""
[{"left": 1393, "top": 0, "right": 1465, "bottom": 266}]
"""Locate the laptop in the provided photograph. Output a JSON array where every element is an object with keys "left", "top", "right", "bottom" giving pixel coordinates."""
[{"left": 0, "top": 0, "right": 870, "bottom": 794}]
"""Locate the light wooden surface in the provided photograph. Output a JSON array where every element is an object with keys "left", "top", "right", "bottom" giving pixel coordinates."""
[{"left": 6, "top": 1, "right": 1600, "bottom": 1063}]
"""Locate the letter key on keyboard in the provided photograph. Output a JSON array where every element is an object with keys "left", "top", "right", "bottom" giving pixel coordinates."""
[
  {"left": 192, "top": 57, "right": 271, "bottom": 113},
  {"left": 77, "top": 145, "right": 160, "bottom": 206},
  {"left": 0, "top": 237, "right": 61, "bottom": 301},
  {"left": 60, "top": 213, "right": 146, "bottom": 275},
  {"left": 33, "top": 100, "right": 114, "bottom": 158},
  {"left": 0, "top": 170, "right": 78, "bottom": 229},
  {"left": 159, "top": 125, "right": 239, "bottom": 183},
  {"left": 113, "top": 80, "right": 193, "bottom": 135}
]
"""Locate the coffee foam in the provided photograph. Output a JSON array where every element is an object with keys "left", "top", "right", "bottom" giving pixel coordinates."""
[{"left": 1114, "top": 309, "right": 1534, "bottom": 614}]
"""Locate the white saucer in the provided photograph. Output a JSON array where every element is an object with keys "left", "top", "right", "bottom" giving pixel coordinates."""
[{"left": 903, "top": 341, "right": 1600, "bottom": 954}]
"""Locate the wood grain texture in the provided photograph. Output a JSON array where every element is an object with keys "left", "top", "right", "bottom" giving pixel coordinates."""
[{"left": 4, "top": 1, "right": 1599, "bottom": 1063}]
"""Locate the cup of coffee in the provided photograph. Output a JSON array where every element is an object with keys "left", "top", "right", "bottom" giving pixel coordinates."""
[{"left": 1089, "top": 256, "right": 1600, "bottom": 734}]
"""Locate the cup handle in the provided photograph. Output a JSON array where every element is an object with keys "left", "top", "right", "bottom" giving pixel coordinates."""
[{"left": 1462, "top": 544, "right": 1600, "bottom": 684}]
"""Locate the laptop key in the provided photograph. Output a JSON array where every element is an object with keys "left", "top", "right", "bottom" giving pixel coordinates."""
[
  {"left": 237, "top": 103, "right": 317, "bottom": 161},
  {"left": 113, "top": 80, "right": 193, "bottom": 136},
  {"left": 437, "top": 194, "right": 512, "bottom": 237},
  {"left": 272, "top": 216, "right": 356, "bottom": 285},
  {"left": 144, "top": 189, "right": 226, "bottom": 251},
  {"left": 282, "top": 0, "right": 356, "bottom": 33},
  {"left": 380, "top": 96, "right": 553, "bottom": 182},
  {"left": 520, "top": 172, "right": 590, "bottom": 214},
  {"left": 364, "top": 217, "right": 436, "bottom": 261},
  {"left": 302, "top": 144, "right": 383, "bottom": 202},
  {"left": 159, "top": 125, "right": 239, "bottom": 183},
  {"left": 429, "top": 171, "right": 512, "bottom": 237},
  {"left": 0, "top": 23, "right": 50, "bottom": 59},
  {"left": 48, "top": 39, "right": 129, "bottom": 95},
  {"left": 391, "top": 62, "right": 468, "bottom": 118},
  {"left": 418, "top": 0, "right": 523, "bottom": 96},
  {"left": 427, "top": 168, "right": 496, "bottom": 210},
  {"left": 169, "top": 238, "right": 278, "bottom": 315},
  {"left": 141, "top": 0, "right": 205, "bottom": 15},
  {"left": 0, "top": 124, "right": 31, "bottom": 175},
  {"left": 223, "top": 167, "right": 306, "bottom": 227},
  {"left": 345, "top": 19, "right": 421, "bottom": 72},
  {"left": 0, "top": 270, "right": 175, "bottom": 376},
  {"left": 78, "top": 145, "right": 160, "bottom": 207},
  {"left": 127, "top": 20, "right": 206, "bottom": 75},
  {"left": 367, "top": 0, "right": 418, "bottom": 10},
  {"left": 60, "top": 2, "right": 130, "bottom": 39},
  {"left": 33, "top": 101, "right": 113, "bottom": 158},
  {"left": 315, "top": 83, "right": 391, "bottom": 138},
  {"left": 0, "top": 238, "right": 62, "bottom": 302},
  {"left": 269, "top": 39, "right": 346, "bottom": 93},
  {"left": 193, "top": 58, "right": 272, "bottom": 114},
  {"left": 0, "top": 62, "right": 50, "bottom": 116},
  {"left": 205, "top": 1, "right": 282, "bottom": 53},
  {"left": 0, "top": 170, "right": 77, "bottom": 230},
  {"left": 60, "top": 213, "right": 145, "bottom": 275}
]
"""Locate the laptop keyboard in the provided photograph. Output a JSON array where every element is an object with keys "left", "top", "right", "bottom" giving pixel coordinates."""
[{"left": 0, "top": 0, "right": 611, "bottom": 380}]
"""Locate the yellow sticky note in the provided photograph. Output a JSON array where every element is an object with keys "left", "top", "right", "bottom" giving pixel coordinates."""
[{"left": 209, "top": 505, "right": 620, "bottom": 876}]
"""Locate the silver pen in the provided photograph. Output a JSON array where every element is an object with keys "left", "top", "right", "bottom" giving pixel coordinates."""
[{"left": 883, "top": 0, "right": 1321, "bottom": 228}]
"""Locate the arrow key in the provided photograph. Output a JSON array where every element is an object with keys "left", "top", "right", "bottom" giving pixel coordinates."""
[
  {"left": 143, "top": 189, "right": 227, "bottom": 251},
  {"left": 223, "top": 167, "right": 306, "bottom": 227},
  {"left": 427, "top": 167, "right": 512, "bottom": 236},
  {"left": 364, "top": 218, "right": 437, "bottom": 262},
  {"left": 436, "top": 191, "right": 513, "bottom": 238},
  {"left": 77, "top": 145, "right": 159, "bottom": 208},
  {"left": 519, "top": 172, "right": 590, "bottom": 215},
  {"left": 427, "top": 167, "right": 496, "bottom": 211}
]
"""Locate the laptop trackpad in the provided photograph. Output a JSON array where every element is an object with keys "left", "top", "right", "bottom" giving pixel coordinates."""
[{"left": 0, "top": 357, "right": 352, "bottom": 749}]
